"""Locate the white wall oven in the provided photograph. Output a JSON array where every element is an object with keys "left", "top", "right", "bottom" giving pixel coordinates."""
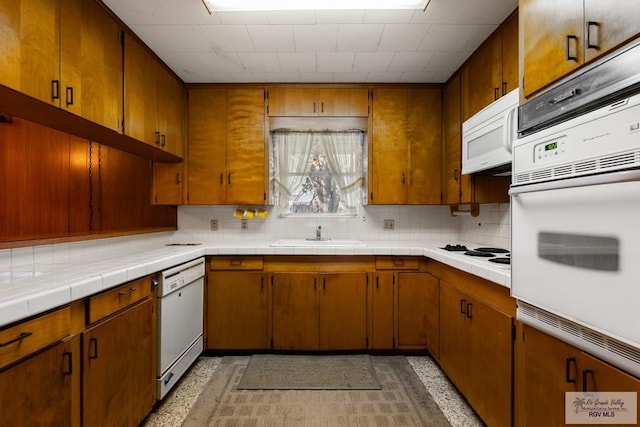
[{"left": 511, "top": 39, "right": 640, "bottom": 377}]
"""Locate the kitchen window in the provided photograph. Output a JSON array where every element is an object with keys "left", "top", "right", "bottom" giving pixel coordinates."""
[{"left": 271, "top": 129, "right": 365, "bottom": 216}]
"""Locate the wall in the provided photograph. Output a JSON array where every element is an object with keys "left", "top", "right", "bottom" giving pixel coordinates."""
[
  {"left": 176, "top": 202, "right": 511, "bottom": 249},
  {"left": 0, "top": 117, "right": 177, "bottom": 244}
]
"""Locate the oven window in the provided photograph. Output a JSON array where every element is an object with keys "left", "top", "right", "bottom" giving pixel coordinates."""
[{"left": 537, "top": 232, "right": 619, "bottom": 271}]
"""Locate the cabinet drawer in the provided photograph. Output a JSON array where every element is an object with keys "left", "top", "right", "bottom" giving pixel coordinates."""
[
  {"left": 0, "top": 306, "right": 70, "bottom": 370},
  {"left": 375, "top": 256, "right": 420, "bottom": 270},
  {"left": 87, "top": 277, "right": 151, "bottom": 324},
  {"left": 210, "top": 256, "right": 264, "bottom": 271}
]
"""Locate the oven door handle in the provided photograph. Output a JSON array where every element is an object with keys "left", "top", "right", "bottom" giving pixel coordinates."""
[{"left": 509, "top": 169, "right": 640, "bottom": 196}]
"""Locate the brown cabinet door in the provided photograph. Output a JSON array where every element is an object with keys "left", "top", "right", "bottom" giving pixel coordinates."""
[
  {"left": 153, "top": 162, "right": 183, "bottom": 205},
  {"left": 371, "top": 88, "right": 408, "bottom": 204},
  {"left": 579, "top": 351, "right": 640, "bottom": 394},
  {"left": 206, "top": 271, "right": 268, "bottom": 350},
  {"left": 396, "top": 272, "right": 437, "bottom": 350},
  {"left": 439, "top": 281, "right": 470, "bottom": 392},
  {"left": 521, "top": 0, "right": 584, "bottom": 97},
  {"left": 318, "top": 88, "right": 369, "bottom": 117},
  {"left": 462, "top": 33, "right": 502, "bottom": 121},
  {"left": 60, "top": 0, "right": 123, "bottom": 132},
  {"left": 442, "top": 74, "right": 462, "bottom": 205},
  {"left": 187, "top": 88, "right": 227, "bottom": 204},
  {"left": 517, "top": 325, "right": 581, "bottom": 427},
  {"left": 501, "top": 12, "right": 519, "bottom": 96},
  {"left": 0, "top": 0, "right": 60, "bottom": 106},
  {"left": 0, "top": 340, "right": 72, "bottom": 427},
  {"left": 124, "top": 33, "right": 158, "bottom": 146},
  {"left": 226, "top": 88, "right": 266, "bottom": 205},
  {"left": 156, "top": 65, "right": 185, "bottom": 157},
  {"left": 371, "top": 272, "right": 395, "bottom": 350},
  {"left": 407, "top": 88, "right": 441, "bottom": 204},
  {"left": 82, "top": 298, "right": 154, "bottom": 427},
  {"left": 271, "top": 273, "right": 319, "bottom": 350},
  {"left": 319, "top": 272, "right": 368, "bottom": 350},
  {"left": 268, "top": 87, "right": 318, "bottom": 116},
  {"left": 584, "top": 1, "right": 640, "bottom": 62},
  {"left": 466, "top": 295, "right": 513, "bottom": 427}
]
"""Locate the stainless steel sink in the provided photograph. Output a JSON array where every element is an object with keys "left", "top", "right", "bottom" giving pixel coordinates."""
[{"left": 270, "top": 239, "right": 366, "bottom": 247}]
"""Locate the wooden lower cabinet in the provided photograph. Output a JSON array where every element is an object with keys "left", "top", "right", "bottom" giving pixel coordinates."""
[
  {"left": 371, "top": 272, "right": 395, "bottom": 350},
  {"left": 206, "top": 270, "right": 268, "bottom": 350},
  {"left": 439, "top": 276, "right": 514, "bottom": 427},
  {"left": 516, "top": 324, "right": 640, "bottom": 426},
  {"left": 397, "top": 272, "right": 438, "bottom": 352},
  {"left": 0, "top": 340, "right": 72, "bottom": 426},
  {"left": 271, "top": 271, "right": 368, "bottom": 351},
  {"left": 82, "top": 298, "right": 154, "bottom": 427}
]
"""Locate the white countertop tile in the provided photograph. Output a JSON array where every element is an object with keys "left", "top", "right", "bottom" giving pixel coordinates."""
[{"left": 0, "top": 238, "right": 510, "bottom": 327}]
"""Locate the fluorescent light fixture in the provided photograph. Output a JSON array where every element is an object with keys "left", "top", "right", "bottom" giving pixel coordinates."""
[{"left": 202, "top": 0, "right": 429, "bottom": 12}]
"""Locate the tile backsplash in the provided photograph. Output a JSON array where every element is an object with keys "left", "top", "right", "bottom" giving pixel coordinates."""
[
  {"left": 177, "top": 202, "right": 511, "bottom": 248},
  {"left": 0, "top": 203, "right": 511, "bottom": 271}
]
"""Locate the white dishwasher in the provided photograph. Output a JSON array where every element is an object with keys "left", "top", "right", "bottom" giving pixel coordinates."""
[{"left": 156, "top": 257, "right": 205, "bottom": 400}]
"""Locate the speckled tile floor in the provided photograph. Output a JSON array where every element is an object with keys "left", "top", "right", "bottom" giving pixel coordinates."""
[{"left": 142, "top": 355, "right": 484, "bottom": 427}]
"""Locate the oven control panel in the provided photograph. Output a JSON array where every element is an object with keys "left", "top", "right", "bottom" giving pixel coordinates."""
[{"left": 534, "top": 137, "right": 567, "bottom": 163}]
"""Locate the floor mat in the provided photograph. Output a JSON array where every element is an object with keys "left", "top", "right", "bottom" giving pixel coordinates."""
[
  {"left": 237, "top": 354, "right": 381, "bottom": 390},
  {"left": 183, "top": 355, "right": 451, "bottom": 426}
]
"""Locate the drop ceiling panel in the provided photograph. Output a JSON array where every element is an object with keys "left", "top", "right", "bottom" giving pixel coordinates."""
[{"left": 101, "top": 0, "right": 518, "bottom": 83}]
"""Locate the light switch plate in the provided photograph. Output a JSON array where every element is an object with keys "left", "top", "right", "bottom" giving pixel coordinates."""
[
  {"left": 241, "top": 219, "right": 248, "bottom": 230},
  {"left": 383, "top": 219, "right": 395, "bottom": 230},
  {"left": 211, "top": 219, "right": 218, "bottom": 231}
]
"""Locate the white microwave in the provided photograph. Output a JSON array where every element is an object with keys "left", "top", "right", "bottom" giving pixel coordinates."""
[{"left": 462, "top": 88, "right": 519, "bottom": 175}]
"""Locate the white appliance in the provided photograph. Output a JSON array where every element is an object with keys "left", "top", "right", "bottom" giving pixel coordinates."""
[
  {"left": 461, "top": 88, "right": 519, "bottom": 175},
  {"left": 156, "top": 257, "right": 205, "bottom": 399},
  {"left": 511, "top": 39, "right": 640, "bottom": 377}
]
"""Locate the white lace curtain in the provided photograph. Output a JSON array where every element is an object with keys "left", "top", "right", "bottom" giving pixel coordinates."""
[{"left": 271, "top": 129, "right": 364, "bottom": 215}]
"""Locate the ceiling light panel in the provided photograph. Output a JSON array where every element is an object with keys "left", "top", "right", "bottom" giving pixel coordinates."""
[{"left": 204, "top": 0, "right": 426, "bottom": 11}]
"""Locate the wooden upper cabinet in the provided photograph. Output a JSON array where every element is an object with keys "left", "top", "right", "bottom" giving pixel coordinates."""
[
  {"left": 124, "top": 34, "right": 184, "bottom": 156},
  {"left": 370, "top": 87, "right": 441, "bottom": 205},
  {"left": 187, "top": 88, "right": 227, "bottom": 205},
  {"left": 584, "top": 1, "right": 640, "bottom": 62},
  {"left": 60, "top": 0, "right": 123, "bottom": 132},
  {"left": 442, "top": 74, "right": 510, "bottom": 205},
  {"left": 522, "top": 0, "right": 640, "bottom": 97},
  {"left": 462, "top": 10, "right": 518, "bottom": 121},
  {"left": 187, "top": 87, "right": 266, "bottom": 205},
  {"left": 316, "top": 88, "right": 369, "bottom": 116},
  {"left": 124, "top": 34, "right": 158, "bottom": 147},
  {"left": 225, "top": 88, "right": 267, "bottom": 205},
  {"left": 0, "top": 0, "right": 60, "bottom": 106},
  {"left": 522, "top": 0, "right": 584, "bottom": 97},
  {"left": 267, "top": 87, "right": 369, "bottom": 117}
]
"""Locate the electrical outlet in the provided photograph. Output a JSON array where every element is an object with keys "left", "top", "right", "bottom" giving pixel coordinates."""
[
  {"left": 241, "top": 219, "right": 248, "bottom": 230},
  {"left": 383, "top": 219, "right": 395, "bottom": 230},
  {"left": 210, "top": 219, "right": 218, "bottom": 231}
]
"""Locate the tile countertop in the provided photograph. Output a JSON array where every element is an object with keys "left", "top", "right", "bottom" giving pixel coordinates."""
[{"left": 0, "top": 237, "right": 510, "bottom": 327}]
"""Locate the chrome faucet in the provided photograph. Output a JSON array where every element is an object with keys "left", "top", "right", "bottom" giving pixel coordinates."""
[{"left": 316, "top": 226, "right": 322, "bottom": 240}]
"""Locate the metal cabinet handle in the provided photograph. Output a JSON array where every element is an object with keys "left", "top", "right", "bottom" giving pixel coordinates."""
[
  {"left": 494, "top": 87, "right": 499, "bottom": 100},
  {"left": 89, "top": 338, "right": 98, "bottom": 360},
  {"left": 155, "top": 131, "right": 161, "bottom": 145},
  {"left": 66, "top": 87, "right": 74, "bottom": 106},
  {"left": 175, "top": 172, "right": 181, "bottom": 185},
  {"left": 466, "top": 302, "right": 473, "bottom": 318},
  {"left": 161, "top": 134, "right": 166, "bottom": 147},
  {"left": 118, "top": 287, "right": 136, "bottom": 296},
  {"left": 321, "top": 102, "right": 324, "bottom": 113},
  {"left": 582, "top": 369, "right": 593, "bottom": 392},
  {"left": 228, "top": 173, "right": 231, "bottom": 185},
  {"left": 460, "top": 299, "right": 467, "bottom": 315},
  {"left": 219, "top": 173, "right": 224, "bottom": 184},
  {"left": 453, "top": 169, "right": 459, "bottom": 181},
  {"left": 586, "top": 21, "right": 600, "bottom": 49},
  {"left": 51, "top": 80, "right": 60, "bottom": 100},
  {"left": 566, "top": 35, "right": 578, "bottom": 61},
  {"left": 62, "top": 351, "right": 73, "bottom": 375},
  {"left": 230, "top": 258, "right": 243, "bottom": 266},
  {"left": 0, "top": 331, "right": 32, "bottom": 347},
  {"left": 565, "top": 357, "right": 577, "bottom": 383},
  {"left": 401, "top": 172, "right": 406, "bottom": 184},
  {"left": 502, "top": 82, "right": 507, "bottom": 96},
  {"left": 313, "top": 102, "right": 316, "bottom": 113}
]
